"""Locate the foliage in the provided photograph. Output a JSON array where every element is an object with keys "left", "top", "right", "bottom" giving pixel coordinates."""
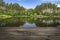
[{"left": 0, "top": 1, "right": 60, "bottom": 27}]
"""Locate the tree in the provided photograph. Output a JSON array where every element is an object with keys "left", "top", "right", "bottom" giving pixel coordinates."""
[
  {"left": 26, "top": 9, "right": 35, "bottom": 16},
  {"left": 35, "top": 3, "right": 57, "bottom": 14},
  {"left": 0, "top": 0, "right": 5, "bottom": 6}
]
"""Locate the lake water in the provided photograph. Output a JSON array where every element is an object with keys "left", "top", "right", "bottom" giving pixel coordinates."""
[
  {"left": 20, "top": 22, "right": 37, "bottom": 28},
  {"left": 0, "top": 17, "right": 60, "bottom": 27}
]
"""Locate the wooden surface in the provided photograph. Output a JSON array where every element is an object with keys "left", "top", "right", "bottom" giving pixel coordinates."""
[{"left": 0, "top": 27, "right": 60, "bottom": 40}]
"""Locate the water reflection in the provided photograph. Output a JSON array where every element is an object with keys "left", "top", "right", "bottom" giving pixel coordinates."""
[
  {"left": 0, "top": 17, "right": 60, "bottom": 27},
  {"left": 21, "top": 22, "right": 37, "bottom": 28}
]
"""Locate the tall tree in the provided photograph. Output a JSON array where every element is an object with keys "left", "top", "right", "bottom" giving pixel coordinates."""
[
  {"left": 0, "top": 0, "right": 3, "bottom": 3},
  {"left": 0, "top": 0, "right": 5, "bottom": 6}
]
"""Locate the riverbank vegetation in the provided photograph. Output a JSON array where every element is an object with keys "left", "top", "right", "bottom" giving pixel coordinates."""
[{"left": 0, "top": 0, "right": 60, "bottom": 27}]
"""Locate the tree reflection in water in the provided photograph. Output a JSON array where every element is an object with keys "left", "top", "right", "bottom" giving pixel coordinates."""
[{"left": 0, "top": 17, "right": 60, "bottom": 27}]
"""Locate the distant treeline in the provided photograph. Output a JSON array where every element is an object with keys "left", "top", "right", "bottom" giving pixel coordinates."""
[
  {"left": 0, "top": 0, "right": 60, "bottom": 16},
  {"left": 0, "top": 0, "right": 60, "bottom": 27}
]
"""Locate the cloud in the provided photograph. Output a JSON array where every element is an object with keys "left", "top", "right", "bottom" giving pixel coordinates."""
[
  {"left": 57, "top": 4, "right": 60, "bottom": 7},
  {"left": 16, "top": 0, "right": 22, "bottom": 1},
  {"left": 42, "top": 0, "right": 60, "bottom": 2}
]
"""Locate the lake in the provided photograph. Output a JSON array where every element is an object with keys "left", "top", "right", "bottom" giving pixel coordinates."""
[{"left": 0, "top": 17, "right": 60, "bottom": 27}]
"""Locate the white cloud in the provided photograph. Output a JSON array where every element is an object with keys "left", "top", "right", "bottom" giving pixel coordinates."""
[{"left": 57, "top": 4, "right": 60, "bottom": 7}]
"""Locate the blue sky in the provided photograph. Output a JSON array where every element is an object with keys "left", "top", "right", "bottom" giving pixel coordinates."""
[{"left": 4, "top": 0, "right": 60, "bottom": 9}]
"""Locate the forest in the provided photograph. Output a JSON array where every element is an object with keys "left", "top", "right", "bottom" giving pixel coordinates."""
[{"left": 0, "top": 0, "right": 60, "bottom": 27}]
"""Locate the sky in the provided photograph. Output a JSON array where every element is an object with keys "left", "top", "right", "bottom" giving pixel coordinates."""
[{"left": 4, "top": 0, "right": 60, "bottom": 9}]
